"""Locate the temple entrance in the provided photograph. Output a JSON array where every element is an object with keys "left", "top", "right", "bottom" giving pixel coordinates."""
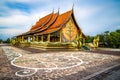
[{"left": 50, "top": 31, "right": 60, "bottom": 42}]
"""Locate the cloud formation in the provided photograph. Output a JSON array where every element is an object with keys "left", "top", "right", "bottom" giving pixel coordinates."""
[{"left": 0, "top": 0, "right": 120, "bottom": 40}]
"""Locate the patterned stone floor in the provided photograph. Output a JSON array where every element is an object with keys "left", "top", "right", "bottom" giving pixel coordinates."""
[{"left": 0, "top": 45, "right": 120, "bottom": 80}]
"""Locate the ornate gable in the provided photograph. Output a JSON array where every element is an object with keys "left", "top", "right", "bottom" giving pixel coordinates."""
[{"left": 62, "top": 17, "right": 79, "bottom": 42}]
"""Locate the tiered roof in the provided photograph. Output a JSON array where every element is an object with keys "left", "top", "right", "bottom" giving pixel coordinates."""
[
  {"left": 35, "top": 10, "right": 72, "bottom": 35},
  {"left": 30, "top": 13, "right": 53, "bottom": 32},
  {"left": 34, "top": 12, "right": 59, "bottom": 33},
  {"left": 20, "top": 9, "right": 86, "bottom": 38}
]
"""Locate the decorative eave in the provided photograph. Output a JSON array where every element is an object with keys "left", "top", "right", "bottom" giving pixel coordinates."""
[{"left": 72, "top": 8, "right": 87, "bottom": 38}]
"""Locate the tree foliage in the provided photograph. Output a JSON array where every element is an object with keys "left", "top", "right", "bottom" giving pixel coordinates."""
[
  {"left": 0, "top": 39, "right": 3, "bottom": 43},
  {"left": 108, "top": 30, "right": 120, "bottom": 48},
  {"left": 86, "top": 29, "right": 120, "bottom": 48},
  {"left": 85, "top": 36, "right": 94, "bottom": 43},
  {"left": 2, "top": 38, "right": 11, "bottom": 43}
]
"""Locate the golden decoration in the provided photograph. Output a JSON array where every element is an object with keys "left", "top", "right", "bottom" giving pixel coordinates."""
[{"left": 62, "top": 17, "right": 78, "bottom": 41}]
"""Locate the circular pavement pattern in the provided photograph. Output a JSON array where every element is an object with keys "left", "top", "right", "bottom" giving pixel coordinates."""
[{"left": 2, "top": 46, "right": 83, "bottom": 77}]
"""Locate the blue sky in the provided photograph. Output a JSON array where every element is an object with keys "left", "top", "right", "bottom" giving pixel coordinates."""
[{"left": 0, "top": 0, "right": 120, "bottom": 40}]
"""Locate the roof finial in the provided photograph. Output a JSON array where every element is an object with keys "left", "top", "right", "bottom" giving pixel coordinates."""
[
  {"left": 52, "top": 8, "right": 54, "bottom": 13},
  {"left": 72, "top": 3, "right": 74, "bottom": 10},
  {"left": 58, "top": 7, "right": 60, "bottom": 14}
]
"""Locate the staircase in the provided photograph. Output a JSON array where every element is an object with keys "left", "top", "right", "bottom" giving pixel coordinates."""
[{"left": 82, "top": 45, "right": 90, "bottom": 51}]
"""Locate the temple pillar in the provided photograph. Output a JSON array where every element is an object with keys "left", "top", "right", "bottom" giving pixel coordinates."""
[
  {"left": 22, "top": 36, "right": 24, "bottom": 42},
  {"left": 20, "top": 36, "right": 22, "bottom": 42},
  {"left": 32, "top": 36, "right": 35, "bottom": 42},
  {"left": 47, "top": 34, "right": 50, "bottom": 42},
  {"left": 60, "top": 30, "right": 62, "bottom": 42},
  {"left": 17, "top": 37, "right": 19, "bottom": 42},
  {"left": 36, "top": 35, "right": 38, "bottom": 42},
  {"left": 41, "top": 35, "right": 43, "bottom": 42},
  {"left": 17, "top": 37, "right": 19, "bottom": 41},
  {"left": 27, "top": 37, "right": 28, "bottom": 42},
  {"left": 18, "top": 37, "right": 19, "bottom": 41},
  {"left": 19, "top": 37, "right": 20, "bottom": 42}
]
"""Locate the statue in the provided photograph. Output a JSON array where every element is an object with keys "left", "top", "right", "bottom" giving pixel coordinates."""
[
  {"left": 93, "top": 36, "right": 99, "bottom": 48},
  {"left": 88, "top": 36, "right": 99, "bottom": 49},
  {"left": 76, "top": 33, "right": 83, "bottom": 49}
]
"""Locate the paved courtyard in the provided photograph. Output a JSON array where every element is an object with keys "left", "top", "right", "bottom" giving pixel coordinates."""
[{"left": 0, "top": 45, "right": 120, "bottom": 80}]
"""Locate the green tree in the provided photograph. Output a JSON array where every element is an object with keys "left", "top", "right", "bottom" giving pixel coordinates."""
[
  {"left": 99, "top": 34, "right": 104, "bottom": 42},
  {"left": 5, "top": 38, "right": 11, "bottom": 43},
  {"left": 116, "top": 29, "right": 120, "bottom": 33},
  {"left": 85, "top": 36, "right": 94, "bottom": 43},
  {"left": 0, "top": 39, "right": 3, "bottom": 43},
  {"left": 108, "top": 30, "right": 120, "bottom": 48}
]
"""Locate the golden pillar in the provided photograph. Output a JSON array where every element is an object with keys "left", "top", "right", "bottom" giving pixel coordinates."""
[
  {"left": 41, "top": 35, "right": 43, "bottom": 42},
  {"left": 17, "top": 37, "right": 19, "bottom": 41},
  {"left": 36, "top": 35, "right": 38, "bottom": 42},
  {"left": 47, "top": 34, "right": 50, "bottom": 42},
  {"left": 18, "top": 36, "right": 22, "bottom": 42},
  {"left": 20, "top": 36, "right": 22, "bottom": 42},
  {"left": 32, "top": 36, "right": 34, "bottom": 42},
  {"left": 16, "top": 37, "right": 18, "bottom": 41},
  {"left": 60, "top": 30, "right": 62, "bottom": 42},
  {"left": 18, "top": 37, "right": 20, "bottom": 42},
  {"left": 22, "top": 36, "right": 24, "bottom": 42},
  {"left": 27, "top": 37, "right": 28, "bottom": 42}
]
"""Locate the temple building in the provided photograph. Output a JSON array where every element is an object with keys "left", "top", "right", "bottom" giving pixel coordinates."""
[{"left": 15, "top": 8, "right": 86, "bottom": 49}]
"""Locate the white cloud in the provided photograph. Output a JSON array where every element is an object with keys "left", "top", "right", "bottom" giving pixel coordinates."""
[
  {"left": 0, "top": 8, "right": 52, "bottom": 30},
  {"left": 0, "top": 0, "right": 119, "bottom": 40},
  {"left": 0, "top": 28, "right": 26, "bottom": 35},
  {"left": 0, "top": 3, "right": 102, "bottom": 37},
  {"left": 0, "top": 14, "right": 30, "bottom": 27},
  {"left": 0, "top": 0, "right": 64, "bottom": 40}
]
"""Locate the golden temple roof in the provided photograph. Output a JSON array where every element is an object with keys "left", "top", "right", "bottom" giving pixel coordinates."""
[
  {"left": 35, "top": 10, "right": 72, "bottom": 35},
  {"left": 19, "top": 9, "right": 86, "bottom": 38},
  {"left": 30, "top": 13, "right": 53, "bottom": 32}
]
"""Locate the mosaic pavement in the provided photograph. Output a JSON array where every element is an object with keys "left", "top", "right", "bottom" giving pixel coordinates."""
[
  {"left": 2, "top": 46, "right": 83, "bottom": 77},
  {"left": 1, "top": 46, "right": 120, "bottom": 80}
]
